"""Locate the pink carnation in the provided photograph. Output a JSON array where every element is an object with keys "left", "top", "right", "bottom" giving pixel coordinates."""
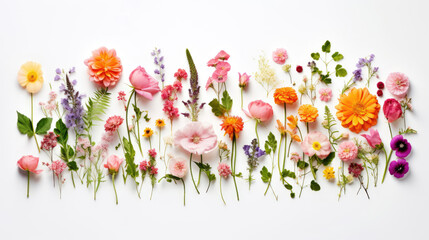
[
  {"left": 217, "top": 163, "right": 232, "bottom": 178},
  {"left": 300, "top": 131, "right": 331, "bottom": 159},
  {"left": 386, "top": 72, "right": 409, "bottom": 98},
  {"left": 272, "top": 48, "right": 288, "bottom": 64},
  {"left": 104, "top": 115, "right": 124, "bottom": 132},
  {"left": 338, "top": 141, "right": 358, "bottom": 162},
  {"left": 169, "top": 157, "right": 187, "bottom": 178},
  {"left": 318, "top": 88, "right": 332, "bottom": 102}
]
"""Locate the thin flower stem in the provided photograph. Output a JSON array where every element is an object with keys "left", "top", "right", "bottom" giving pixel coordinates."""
[
  {"left": 27, "top": 171, "right": 30, "bottom": 198},
  {"left": 277, "top": 135, "right": 284, "bottom": 178},
  {"left": 30, "top": 93, "right": 40, "bottom": 153},
  {"left": 219, "top": 177, "right": 226, "bottom": 205},
  {"left": 255, "top": 121, "right": 260, "bottom": 146},
  {"left": 158, "top": 128, "right": 162, "bottom": 156},
  {"left": 381, "top": 147, "right": 393, "bottom": 183},
  {"left": 264, "top": 154, "right": 276, "bottom": 197},
  {"left": 189, "top": 154, "right": 200, "bottom": 194},
  {"left": 125, "top": 90, "right": 135, "bottom": 143},
  {"left": 240, "top": 88, "right": 244, "bottom": 109},
  {"left": 112, "top": 173, "right": 118, "bottom": 205},
  {"left": 283, "top": 103, "right": 288, "bottom": 171},
  {"left": 181, "top": 178, "right": 186, "bottom": 206},
  {"left": 232, "top": 137, "right": 240, "bottom": 201},
  {"left": 197, "top": 155, "right": 202, "bottom": 187},
  {"left": 134, "top": 93, "right": 143, "bottom": 157},
  {"left": 388, "top": 122, "right": 393, "bottom": 139},
  {"left": 308, "top": 156, "right": 317, "bottom": 180}
]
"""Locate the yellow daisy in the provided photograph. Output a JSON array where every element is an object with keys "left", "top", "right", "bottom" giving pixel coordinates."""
[
  {"left": 155, "top": 119, "right": 166, "bottom": 128},
  {"left": 323, "top": 167, "right": 335, "bottom": 180},
  {"left": 17, "top": 61, "right": 44, "bottom": 94},
  {"left": 143, "top": 127, "right": 154, "bottom": 138}
]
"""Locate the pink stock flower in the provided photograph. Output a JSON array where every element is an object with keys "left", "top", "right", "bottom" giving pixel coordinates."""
[
  {"left": 18, "top": 155, "right": 42, "bottom": 174},
  {"left": 49, "top": 160, "right": 67, "bottom": 177},
  {"left": 104, "top": 155, "right": 124, "bottom": 174},
  {"left": 169, "top": 157, "right": 187, "bottom": 178},
  {"left": 148, "top": 148, "right": 157, "bottom": 158},
  {"left": 117, "top": 91, "right": 126, "bottom": 101},
  {"left": 318, "top": 88, "right": 332, "bottom": 102},
  {"left": 238, "top": 72, "right": 250, "bottom": 88},
  {"left": 215, "top": 50, "right": 230, "bottom": 61},
  {"left": 207, "top": 58, "right": 219, "bottom": 67},
  {"left": 386, "top": 72, "right": 409, "bottom": 98},
  {"left": 174, "top": 122, "right": 218, "bottom": 155},
  {"left": 212, "top": 69, "right": 228, "bottom": 83},
  {"left": 163, "top": 100, "right": 179, "bottom": 120},
  {"left": 173, "top": 80, "right": 182, "bottom": 92},
  {"left": 216, "top": 61, "right": 231, "bottom": 72},
  {"left": 243, "top": 100, "right": 274, "bottom": 122},
  {"left": 383, "top": 98, "right": 403, "bottom": 123},
  {"left": 301, "top": 131, "right": 331, "bottom": 159},
  {"left": 217, "top": 162, "right": 232, "bottom": 178},
  {"left": 361, "top": 128, "right": 382, "bottom": 148},
  {"left": 161, "top": 85, "right": 177, "bottom": 101},
  {"left": 338, "top": 141, "right": 358, "bottom": 162},
  {"left": 84, "top": 47, "right": 122, "bottom": 88},
  {"left": 129, "top": 66, "right": 160, "bottom": 100},
  {"left": 104, "top": 115, "right": 124, "bottom": 132},
  {"left": 272, "top": 48, "right": 288, "bottom": 64}
]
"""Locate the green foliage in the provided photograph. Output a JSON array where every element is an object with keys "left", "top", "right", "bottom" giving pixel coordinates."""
[
  {"left": 35, "top": 117, "right": 52, "bottom": 135},
  {"left": 281, "top": 169, "right": 296, "bottom": 179},
  {"left": 320, "top": 74, "right": 332, "bottom": 84},
  {"left": 332, "top": 52, "right": 344, "bottom": 61},
  {"left": 321, "top": 152, "right": 335, "bottom": 166},
  {"left": 195, "top": 162, "right": 216, "bottom": 183},
  {"left": 54, "top": 119, "right": 76, "bottom": 170},
  {"left": 335, "top": 64, "right": 348, "bottom": 77},
  {"left": 264, "top": 132, "right": 277, "bottom": 154},
  {"left": 322, "top": 40, "right": 331, "bottom": 53},
  {"left": 260, "top": 166, "right": 272, "bottom": 183},
  {"left": 399, "top": 127, "right": 417, "bottom": 135},
  {"left": 84, "top": 88, "right": 111, "bottom": 131},
  {"left": 123, "top": 137, "right": 139, "bottom": 179},
  {"left": 323, "top": 106, "right": 340, "bottom": 150},
  {"left": 310, "top": 180, "right": 321, "bottom": 191},
  {"left": 186, "top": 49, "right": 198, "bottom": 82},
  {"left": 54, "top": 119, "right": 68, "bottom": 144},
  {"left": 17, "top": 111, "right": 33, "bottom": 137},
  {"left": 209, "top": 91, "right": 233, "bottom": 117},
  {"left": 297, "top": 160, "right": 309, "bottom": 170},
  {"left": 160, "top": 174, "right": 181, "bottom": 183},
  {"left": 311, "top": 52, "right": 320, "bottom": 60}
]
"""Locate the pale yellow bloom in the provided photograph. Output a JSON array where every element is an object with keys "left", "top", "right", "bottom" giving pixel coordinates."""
[{"left": 17, "top": 61, "right": 44, "bottom": 93}]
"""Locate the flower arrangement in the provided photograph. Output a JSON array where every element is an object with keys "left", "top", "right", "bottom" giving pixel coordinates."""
[{"left": 15, "top": 40, "right": 416, "bottom": 205}]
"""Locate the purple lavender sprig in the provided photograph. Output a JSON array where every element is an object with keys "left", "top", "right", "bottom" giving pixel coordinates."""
[
  {"left": 353, "top": 54, "right": 379, "bottom": 86},
  {"left": 152, "top": 47, "right": 165, "bottom": 89},
  {"left": 243, "top": 138, "right": 266, "bottom": 189},
  {"left": 182, "top": 49, "right": 205, "bottom": 121}
]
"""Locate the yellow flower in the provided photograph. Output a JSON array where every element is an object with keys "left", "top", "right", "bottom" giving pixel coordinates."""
[
  {"left": 17, "top": 61, "right": 44, "bottom": 93},
  {"left": 143, "top": 127, "right": 153, "bottom": 138},
  {"left": 155, "top": 119, "right": 166, "bottom": 128},
  {"left": 323, "top": 167, "right": 335, "bottom": 180}
]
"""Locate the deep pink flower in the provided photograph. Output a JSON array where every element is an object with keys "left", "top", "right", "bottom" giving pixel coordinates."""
[
  {"left": 41, "top": 132, "right": 58, "bottom": 151},
  {"left": 150, "top": 167, "right": 158, "bottom": 175},
  {"left": 139, "top": 160, "right": 148, "bottom": 171},
  {"left": 148, "top": 148, "right": 157, "bottom": 158},
  {"left": 383, "top": 98, "right": 403, "bottom": 123},
  {"left": 300, "top": 131, "right": 331, "bottom": 159},
  {"left": 238, "top": 73, "right": 250, "bottom": 88},
  {"left": 215, "top": 50, "right": 230, "bottom": 61},
  {"left": 17, "top": 155, "right": 42, "bottom": 174},
  {"left": 207, "top": 58, "right": 219, "bottom": 67},
  {"left": 338, "top": 141, "right": 358, "bottom": 162},
  {"left": 174, "top": 122, "right": 218, "bottom": 155},
  {"left": 272, "top": 48, "right": 288, "bottom": 64},
  {"left": 104, "top": 115, "right": 124, "bottom": 132},
  {"left": 173, "top": 80, "right": 182, "bottom": 92},
  {"left": 169, "top": 157, "right": 187, "bottom": 178},
  {"left": 161, "top": 85, "right": 177, "bottom": 101},
  {"left": 296, "top": 65, "right": 303, "bottom": 73},
  {"left": 318, "top": 88, "right": 332, "bottom": 102},
  {"left": 361, "top": 128, "right": 382, "bottom": 148},
  {"left": 377, "top": 89, "right": 383, "bottom": 97},
  {"left": 163, "top": 100, "right": 179, "bottom": 120},
  {"left": 174, "top": 69, "right": 188, "bottom": 81},
  {"left": 212, "top": 69, "right": 228, "bottom": 83},
  {"left": 215, "top": 61, "right": 231, "bottom": 72},
  {"left": 348, "top": 163, "right": 364, "bottom": 177},
  {"left": 104, "top": 155, "right": 124, "bottom": 174},
  {"left": 386, "top": 72, "right": 409, "bottom": 98},
  {"left": 243, "top": 100, "right": 273, "bottom": 122},
  {"left": 129, "top": 66, "right": 160, "bottom": 100},
  {"left": 217, "top": 163, "right": 232, "bottom": 178}
]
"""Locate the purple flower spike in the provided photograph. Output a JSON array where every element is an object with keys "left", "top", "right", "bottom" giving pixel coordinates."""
[
  {"left": 55, "top": 68, "right": 61, "bottom": 74},
  {"left": 390, "top": 135, "right": 412, "bottom": 158},
  {"left": 389, "top": 158, "right": 409, "bottom": 178},
  {"left": 54, "top": 75, "right": 61, "bottom": 81}
]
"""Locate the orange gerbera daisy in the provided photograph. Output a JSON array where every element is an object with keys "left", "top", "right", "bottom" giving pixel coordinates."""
[
  {"left": 273, "top": 87, "right": 298, "bottom": 105},
  {"left": 298, "top": 104, "right": 319, "bottom": 122},
  {"left": 335, "top": 88, "right": 380, "bottom": 133},
  {"left": 287, "top": 115, "right": 298, "bottom": 130},
  {"left": 220, "top": 116, "right": 244, "bottom": 140},
  {"left": 84, "top": 47, "right": 123, "bottom": 88}
]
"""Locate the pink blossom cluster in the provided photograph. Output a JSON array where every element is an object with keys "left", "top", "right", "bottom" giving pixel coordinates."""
[
  {"left": 139, "top": 160, "right": 158, "bottom": 175},
  {"left": 161, "top": 69, "right": 186, "bottom": 120},
  {"left": 39, "top": 91, "right": 58, "bottom": 117},
  {"left": 45, "top": 160, "right": 67, "bottom": 177},
  {"left": 41, "top": 132, "right": 58, "bottom": 151},
  {"left": 206, "top": 50, "right": 231, "bottom": 89},
  {"left": 217, "top": 162, "right": 232, "bottom": 178},
  {"left": 117, "top": 91, "right": 127, "bottom": 110}
]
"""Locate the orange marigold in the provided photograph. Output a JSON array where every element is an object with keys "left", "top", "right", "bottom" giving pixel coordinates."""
[
  {"left": 335, "top": 88, "right": 380, "bottom": 133},
  {"left": 221, "top": 116, "right": 244, "bottom": 140},
  {"left": 298, "top": 104, "right": 319, "bottom": 122},
  {"left": 273, "top": 87, "right": 298, "bottom": 105}
]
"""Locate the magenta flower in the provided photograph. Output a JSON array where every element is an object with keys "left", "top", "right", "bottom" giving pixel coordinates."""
[
  {"left": 238, "top": 72, "right": 250, "bottom": 88},
  {"left": 174, "top": 122, "right": 218, "bottom": 155},
  {"left": 361, "top": 128, "right": 382, "bottom": 148},
  {"left": 390, "top": 135, "right": 412, "bottom": 158},
  {"left": 243, "top": 100, "right": 273, "bottom": 122},
  {"left": 300, "top": 131, "right": 331, "bottom": 159},
  {"left": 104, "top": 155, "right": 124, "bottom": 174},
  {"left": 386, "top": 72, "right": 409, "bottom": 98},
  {"left": 389, "top": 158, "right": 409, "bottom": 178},
  {"left": 272, "top": 48, "right": 288, "bottom": 64},
  {"left": 169, "top": 157, "right": 187, "bottom": 178},
  {"left": 338, "top": 141, "right": 358, "bottom": 162},
  {"left": 212, "top": 69, "right": 228, "bottom": 83},
  {"left": 129, "top": 66, "right": 160, "bottom": 100},
  {"left": 148, "top": 148, "right": 157, "bottom": 158},
  {"left": 383, "top": 98, "right": 403, "bottom": 123}
]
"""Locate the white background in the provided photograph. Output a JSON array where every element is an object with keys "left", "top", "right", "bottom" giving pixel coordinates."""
[{"left": 0, "top": 0, "right": 428, "bottom": 239}]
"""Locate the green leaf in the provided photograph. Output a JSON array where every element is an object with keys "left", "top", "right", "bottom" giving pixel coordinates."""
[
  {"left": 281, "top": 169, "right": 296, "bottom": 179},
  {"left": 322, "top": 40, "right": 331, "bottom": 53},
  {"left": 310, "top": 180, "right": 321, "bottom": 191},
  {"left": 54, "top": 119, "right": 68, "bottom": 145},
  {"left": 186, "top": 49, "right": 198, "bottom": 85},
  {"left": 264, "top": 132, "right": 277, "bottom": 154},
  {"left": 321, "top": 152, "right": 335, "bottom": 166},
  {"left": 35, "top": 117, "right": 52, "bottom": 135},
  {"left": 83, "top": 88, "right": 111, "bottom": 131},
  {"left": 320, "top": 74, "right": 332, "bottom": 84},
  {"left": 123, "top": 137, "right": 139, "bottom": 179},
  {"left": 221, "top": 91, "right": 233, "bottom": 112},
  {"left": 332, "top": 52, "right": 344, "bottom": 61},
  {"left": 335, "top": 64, "right": 348, "bottom": 77},
  {"left": 133, "top": 104, "right": 143, "bottom": 121},
  {"left": 17, "top": 111, "right": 33, "bottom": 136},
  {"left": 260, "top": 166, "right": 272, "bottom": 183},
  {"left": 297, "top": 160, "right": 309, "bottom": 170},
  {"left": 290, "top": 192, "right": 295, "bottom": 198},
  {"left": 399, "top": 127, "right": 418, "bottom": 135},
  {"left": 284, "top": 183, "right": 293, "bottom": 190},
  {"left": 67, "top": 161, "right": 79, "bottom": 171},
  {"left": 208, "top": 98, "right": 226, "bottom": 117},
  {"left": 311, "top": 52, "right": 320, "bottom": 60}
]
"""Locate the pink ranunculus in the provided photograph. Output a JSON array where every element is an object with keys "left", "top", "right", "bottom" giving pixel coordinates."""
[
  {"left": 17, "top": 155, "right": 42, "bottom": 174},
  {"left": 383, "top": 98, "right": 403, "bottom": 123},
  {"left": 361, "top": 128, "right": 382, "bottom": 148},
  {"left": 104, "top": 155, "right": 124, "bottom": 173},
  {"left": 272, "top": 48, "right": 288, "bottom": 64},
  {"left": 216, "top": 61, "right": 231, "bottom": 72},
  {"left": 300, "top": 131, "right": 331, "bottom": 159},
  {"left": 104, "top": 115, "right": 124, "bottom": 132},
  {"left": 238, "top": 72, "right": 250, "bottom": 88},
  {"left": 318, "top": 87, "right": 332, "bottom": 102},
  {"left": 215, "top": 50, "right": 230, "bottom": 61},
  {"left": 207, "top": 58, "right": 219, "bottom": 67},
  {"left": 174, "top": 122, "right": 218, "bottom": 155},
  {"left": 337, "top": 141, "right": 358, "bottom": 162},
  {"left": 129, "top": 66, "right": 160, "bottom": 100},
  {"left": 169, "top": 157, "right": 187, "bottom": 178},
  {"left": 243, "top": 100, "right": 273, "bottom": 122},
  {"left": 212, "top": 69, "right": 228, "bottom": 83},
  {"left": 386, "top": 72, "right": 409, "bottom": 98}
]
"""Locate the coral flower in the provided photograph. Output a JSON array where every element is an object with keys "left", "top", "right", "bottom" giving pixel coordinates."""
[
  {"left": 143, "top": 128, "right": 154, "bottom": 138},
  {"left": 155, "top": 119, "right": 166, "bottom": 128},
  {"left": 17, "top": 155, "right": 42, "bottom": 174},
  {"left": 298, "top": 104, "right": 319, "bottom": 123},
  {"left": 243, "top": 100, "right": 273, "bottom": 122},
  {"left": 386, "top": 72, "right": 409, "bottom": 98},
  {"left": 338, "top": 141, "right": 358, "bottom": 162},
  {"left": 221, "top": 116, "right": 244, "bottom": 140},
  {"left": 104, "top": 115, "right": 124, "bottom": 132},
  {"left": 383, "top": 98, "right": 403, "bottom": 123},
  {"left": 215, "top": 50, "right": 230, "bottom": 61},
  {"left": 300, "top": 131, "right": 331, "bottom": 159},
  {"left": 129, "top": 66, "right": 160, "bottom": 100},
  {"left": 335, "top": 88, "right": 380, "bottom": 133},
  {"left": 174, "top": 69, "right": 188, "bottom": 81},
  {"left": 318, "top": 88, "right": 332, "bottom": 102},
  {"left": 276, "top": 120, "right": 287, "bottom": 135},
  {"left": 84, "top": 47, "right": 122, "bottom": 88},
  {"left": 174, "top": 122, "right": 218, "bottom": 155},
  {"left": 273, "top": 87, "right": 298, "bottom": 105},
  {"left": 272, "top": 48, "right": 288, "bottom": 64},
  {"left": 104, "top": 155, "right": 124, "bottom": 174},
  {"left": 17, "top": 61, "right": 44, "bottom": 93},
  {"left": 361, "top": 128, "right": 382, "bottom": 149},
  {"left": 169, "top": 157, "right": 188, "bottom": 178}
]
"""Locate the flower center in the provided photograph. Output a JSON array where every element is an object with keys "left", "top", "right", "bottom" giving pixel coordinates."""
[
  {"left": 192, "top": 135, "right": 201, "bottom": 144},
  {"left": 312, "top": 141, "right": 321, "bottom": 151},
  {"left": 27, "top": 71, "right": 38, "bottom": 82},
  {"left": 352, "top": 102, "right": 366, "bottom": 116},
  {"left": 399, "top": 143, "right": 405, "bottom": 149},
  {"left": 396, "top": 165, "right": 404, "bottom": 173}
]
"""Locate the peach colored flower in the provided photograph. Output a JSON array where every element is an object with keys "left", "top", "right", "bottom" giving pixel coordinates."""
[
  {"left": 386, "top": 72, "right": 409, "bottom": 98},
  {"left": 273, "top": 87, "right": 298, "bottom": 105},
  {"left": 174, "top": 122, "right": 218, "bottom": 155},
  {"left": 129, "top": 66, "right": 160, "bottom": 100},
  {"left": 217, "top": 163, "right": 232, "bottom": 178},
  {"left": 17, "top": 155, "right": 42, "bottom": 174},
  {"left": 338, "top": 141, "right": 358, "bottom": 162},
  {"left": 243, "top": 100, "right": 273, "bottom": 122},
  {"left": 84, "top": 47, "right": 122, "bottom": 88},
  {"left": 104, "top": 155, "right": 124, "bottom": 174},
  {"left": 272, "top": 48, "right": 288, "bottom": 64},
  {"left": 104, "top": 115, "right": 123, "bottom": 132},
  {"left": 17, "top": 61, "right": 44, "bottom": 94},
  {"left": 300, "top": 131, "right": 331, "bottom": 159},
  {"left": 169, "top": 157, "right": 187, "bottom": 178}
]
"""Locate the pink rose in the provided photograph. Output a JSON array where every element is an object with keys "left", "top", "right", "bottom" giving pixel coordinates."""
[
  {"left": 174, "top": 122, "right": 218, "bottom": 155},
  {"left": 169, "top": 157, "right": 187, "bottom": 178},
  {"left": 215, "top": 50, "right": 230, "bottom": 61},
  {"left": 386, "top": 72, "right": 409, "bottom": 98},
  {"left": 104, "top": 155, "right": 124, "bottom": 173},
  {"left": 272, "top": 48, "right": 288, "bottom": 65},
  {"left": 238, "top": 72, "right": 250, "bottom": 88},
  {"left": 243, "top": 100, "right": 273, "bottom": 122},
  {"left": 18, "top": 155, "right": 42, "bottom": 174},
  {"left": 300, "top": 131, "right": 331, "bottom": 159},
  {"left": 129, "top": 66, "right": 160, "bottom": 100},
  {"left": 383, "top": 98, "right": 403, "bottom": 123},
  {"left": 361, "top": 128, "right": 382, "bottom": 148}
]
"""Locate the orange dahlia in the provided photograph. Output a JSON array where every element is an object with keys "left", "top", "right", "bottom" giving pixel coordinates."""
[
  {"left": 84, "top": 47, "right": 123, "bottom": 88},
  {"left": 298, "top": 104, "right": 318, "bottom": 122},
  {"left": 273, "top": 87, "right": 298, "bottom": 105},
  {"left": 220, "top": 116, "right": 244, "bottom": 140},
  {"left": 335, "top": 88, "right": 380, "bottom": 133}
]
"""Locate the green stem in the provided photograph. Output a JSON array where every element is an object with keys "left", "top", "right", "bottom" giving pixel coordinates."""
[
  {"left": 197, "top": 155, "right": 202, "bottom": 187},
  {"left": 189, "top": 154, "right": 200, "bottom": 194},
  {"left": 240, "top": 88, "right": 244, "bottom": 109},
  {"left": 219, "top": 176, "right": 226, "bottom": 205},
  {"left": 277, "top": 135, "right": 283, "bottom": 178},
  {"left": 158, "top": 128, "right": 162, "bottom": 156},
  {"left": 181, "top": 178, "right": 186, "bottom": 206},
  {"left": 381, "top": 147, "right": 394, "bottom": 183},
  {"left": 134, "top": 93, "right": 143, "bottom": 157},
  {"left": 388, "top": 123, "right": 393, "bottom": 139},
  {"left": 112, "top": 173, "right": 118, "bottom": 205},
  {"left": 125, "top": 90, "right": 135, "bottom": 143},
  {"left": 30, "top": 93, "right": 40, "bottom": 153},
  {"left": 309, "top": 156, "right": 317, "bottom": 180},
  {"left": 27, "top": 171, "right": 30, "bottom": 198},
  {"left": 255, "top": 120, "right": 260, "bottom": 146},
  {"left": 232, "top": 137, "right": 240, "bottom": 201}
]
